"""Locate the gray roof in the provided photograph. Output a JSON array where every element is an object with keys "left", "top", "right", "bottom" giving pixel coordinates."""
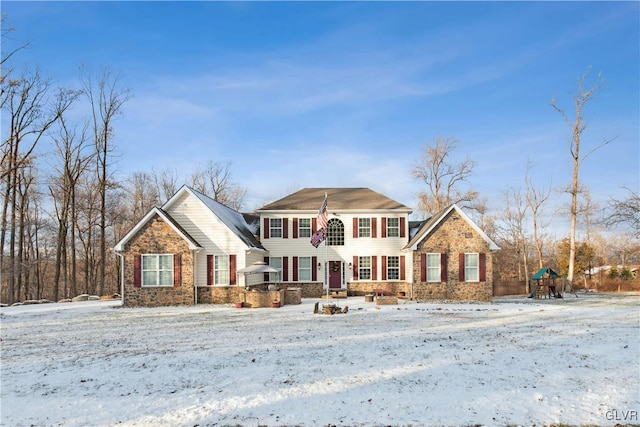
[{"left": 257, "top": 188, "right": 412, "bottom": 211}]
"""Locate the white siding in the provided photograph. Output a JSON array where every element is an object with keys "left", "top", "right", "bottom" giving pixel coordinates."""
[
  {"left": 261, "top": 211, "right": 412, "bottom": 284},
  {"left": 166, "top": 192, "right": 254, "bottom": 286}
]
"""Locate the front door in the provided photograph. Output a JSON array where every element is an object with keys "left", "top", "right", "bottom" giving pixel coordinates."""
[{"left": 328, "top": 261, "right": 342, "bottom": 289}]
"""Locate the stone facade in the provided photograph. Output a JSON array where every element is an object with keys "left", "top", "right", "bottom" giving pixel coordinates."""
[
  {"left": 412, "top": 210, "right": 494, "bottom": 301},
  {"left": 347, "top": 281, "right": 410, "bottom": 296},
  {"left": 122, "top": 214, "right": 194, "bottom": 307}
]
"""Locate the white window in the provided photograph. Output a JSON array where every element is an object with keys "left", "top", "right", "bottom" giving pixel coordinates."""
[
  {"left": 427, "top": 253, "right": 441, "bottom": 282},
  {"left": 142, "top": 254, "right": 173, "bottom": 286},
  {"left": 465, "top": 253, "right": 479, "bottom": 282},
  {"left": 327, "top": 218, "right": 344, "bottom": 246},
  {"left": 386, "top": 218, "right": 399, "bottom": 237},
  {"left": 270, "top": 218, "right": 282, "bottom": 238},
  {"left": 359, "top": 256, "right": 371, "bottom": 280},
  {"left": 358, "top": 218, "right": 371, "bottom": 238},
  {"left": 387, "top": 256, "right": 399, "bottom": 280},
  {"left": 270, "top": 257, "right": 282, "bottom": 282},
  {"left": 215, "top": 255, "right": 230, "bottom": 285},
  {"left": 299, "top": 218, "right": 311, "bottom": 238},
  {"left": 298, "top": 256, "right": 311, "bottom": 281}
]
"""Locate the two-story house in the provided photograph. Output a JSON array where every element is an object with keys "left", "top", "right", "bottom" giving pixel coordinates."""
[{"left": 113, "top": 186, "right": 499, "bottom": 306}]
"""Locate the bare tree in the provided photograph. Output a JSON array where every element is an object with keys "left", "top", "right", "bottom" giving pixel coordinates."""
[
  {"left": 606, "top": 187, "right": 640, "bottom": 240},
  {"left": 190, "top": 161, "right": 247, "bottom": 211},
  {"left": 127, "top": 172, "right": 160, "bottom": 220},
  {"left": 497, "top": 187, "right": 530, "bottom": 290},
  {"left": 412, "top": 136, "right": 478, "bottom": 216},
  {"left": 1, "top": 68, "right": 76, "bottom": 303},
  {"left": 551, "top": 68, "right": 613, "bottom": 290},
  {"left": 81, "top": 67, "right": 129, "bottom": 296},
  {"left": 152, "top": 167, "right": 180, "bottom": 201},
  {"left": 525, "top": 161, "right": 551, "bottom": 270},
  {"left": 49, "top": 114, "right": 93, "bottom": 301}
]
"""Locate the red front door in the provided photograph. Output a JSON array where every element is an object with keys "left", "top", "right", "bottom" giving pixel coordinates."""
[{"left": 329, "top": 261, "right": 342, "bottom": 289}]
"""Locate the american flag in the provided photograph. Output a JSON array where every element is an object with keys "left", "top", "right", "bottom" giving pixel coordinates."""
[
  {"left": 317, "top": 193, "right": 328, "bottom": 231},
  {"left": 310, "top": 193, "right": 328, "bottom": 248},
  {"left": 310, "top": 228, "right": 326, "bottom": 248}
]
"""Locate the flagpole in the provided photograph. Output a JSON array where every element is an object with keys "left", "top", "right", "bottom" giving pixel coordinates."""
[{"left": 324, "top": 192, "right": 330, "bottom": 303}]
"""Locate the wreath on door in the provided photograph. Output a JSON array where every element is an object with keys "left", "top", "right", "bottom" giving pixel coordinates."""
[{"left": 331, "top": 263, "right": 340, "bottom": 272}]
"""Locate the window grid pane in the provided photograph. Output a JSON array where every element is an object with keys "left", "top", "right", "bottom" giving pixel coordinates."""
[
  {"left": 387, "top": 218, "right": 399, "bottom": 237},
  {"left": 387, "top": 256, "right": 399, "bottom": 280},
  {"left": 358, "top": 218, "right": 371, "bottom": 238},
  {"left": 215, "top": 255, "right": 230, "bottom": 285},
  {"left": 465, "top": 253, "right": 479, "bottom": 282},
  {"left": 299, "top": 218, "right": 311, "bottom": 238},
  {"left": 359, "top": 256, "right": 371, "bottom": 280},
  {"left": 270, "top": 257, "right": 282, "bottom": 282},
  {"left": 142, "top": 254, "right": 173, "bottom": 286},
  {"left": 327, "top": 218, "right": 344, "bottom": 246},
  {"left": 299, "top": 256, "right": 311, "bottom": 281},
  {"left": 270, "top": 219, "right": 282, "bottom": 238},
  {"left": 427, "top": 253, "right": 441, "bottom": 282}
]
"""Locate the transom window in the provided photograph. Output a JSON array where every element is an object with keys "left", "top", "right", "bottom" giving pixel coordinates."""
[
  {"left": 269, "top": 218, "right": 282, "bottom": 238},
  {"left": 386, "top": 218, "right": 399, "bottom": 237},
  {"left": 327, "top": 218, "right": 344, "bottom": 246},
  {"left": 387, "top": 256, "right": 399, "bottom": 280},
  {"left": 465, "top": 253, "right": 479, "bottom": 282},
  {"left": 359, "top": 256, "right": 371, "bottom": 280},
  {"left": 215, "top": 255, "right": 229, "bottom": 285},
  {"left": 427, "top": 253, "right": 441, "bottom": 282},
  {"left": 358, "top": 218, "right": 371, "bottom": 238},
  {"left": 298, "top": 256, "right": 311, "bottom": 281},
  {"left": 142, "top": 254, "right": 173, "bottom": 286},
  {"left": 298, "top": 218, "right": 311, "bottom": 238}
]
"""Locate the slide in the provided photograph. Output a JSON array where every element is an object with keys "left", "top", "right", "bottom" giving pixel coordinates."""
[{"left": 527, "top": 286, "right": 538, "bottom": 298}]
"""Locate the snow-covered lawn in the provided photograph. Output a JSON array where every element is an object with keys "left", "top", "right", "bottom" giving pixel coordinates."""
[{"left": 1, "top": 293, "right": 639, "bottom": 427}]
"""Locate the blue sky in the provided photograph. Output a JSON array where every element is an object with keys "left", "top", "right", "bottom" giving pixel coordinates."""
[{"left": 3, "top": 1, "right": 639, "bottom": 232}]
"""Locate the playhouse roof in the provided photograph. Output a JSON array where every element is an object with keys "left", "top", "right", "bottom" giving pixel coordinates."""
[{"left": 532, "top": 267, "right": 561, "bottom": 280}]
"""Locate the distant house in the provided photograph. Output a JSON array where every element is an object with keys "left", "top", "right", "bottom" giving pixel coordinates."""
[{"left": 113, "top": 186, "right": 499, "bottom": 306}]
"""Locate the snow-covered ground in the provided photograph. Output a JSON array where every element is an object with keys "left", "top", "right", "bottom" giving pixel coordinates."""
[{"left": 1, "top": 293, "right": 639, "bottom": 427}]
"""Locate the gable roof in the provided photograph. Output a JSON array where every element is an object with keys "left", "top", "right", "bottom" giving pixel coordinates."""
[
  {"left": 403, "top": 204, "right": 500, "bottom": 251},
  {"left": 164, "top": 186, "right": 265, "bottom": 250},
  {"left": 257, "top": 188, "right": 412, "bottom": 212},
  {"left": 113, "top": 207, "right": 202, "bottom": 252}
]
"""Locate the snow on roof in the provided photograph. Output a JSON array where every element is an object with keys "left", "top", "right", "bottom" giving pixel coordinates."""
[{"left": 180, "top": 186, "right": 265, "bottom": 250}]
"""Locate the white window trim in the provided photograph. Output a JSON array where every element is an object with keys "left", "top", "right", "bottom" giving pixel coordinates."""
[
  {"left": 387, "top": 255, "right": 400, "bottom": 280},
  {"left": 270, "top": 218, "right": 283, "bottom": 238},
  {"left": 141, "top": 254, "right": 174, "bottom": 287},
  {"left": 214, "top": 255, "right": 230, "bottom": 286},
  {"left": 386, "top": 217, "right": 400, "bottom": 238},
  {"left": 427, "top": 253, "right": 441, "bottom": 283},
  {"left": 358, "top": 218, "right": 371, "bottom": 238},
  {"left": 270, "top": 257, "right": 282, "bottom": 282},
  {"left": 358, "top": 256, "right": 371, "bottom": 280},
  {"left": 298, "top": 218, "right": 311, "bottom": 238},
  {"left": 465, "top": 253, "right": 480, "bottom": 283},
  {"left": 298, "top": 256, "right": 312, "bottom": 281}
]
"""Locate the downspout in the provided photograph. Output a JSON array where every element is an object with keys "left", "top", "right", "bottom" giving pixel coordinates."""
[
  {"left": 113, "top": 250, "right": 125, "bottom": 306},
  {"left": 193, "top": 248, "right": 203, "bottom": 305}
]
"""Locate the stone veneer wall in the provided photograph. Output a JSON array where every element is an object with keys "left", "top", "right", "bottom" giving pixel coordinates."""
[
  {"left": 197, "top": 282, "right": 323, "bottom": 303},
  {"left": 412, "top": 210, "right": 494, "bottom": 302},
  {"left": 122, "top": 215, "right": 194, "bottom": 307},
  {"left": 347, "top": 282, "right": 410, "bottom": 296}
]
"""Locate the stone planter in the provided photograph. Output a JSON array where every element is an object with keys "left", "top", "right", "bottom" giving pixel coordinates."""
[{"left": 364, "top": 294, "right": 374, "bottom": 302}]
